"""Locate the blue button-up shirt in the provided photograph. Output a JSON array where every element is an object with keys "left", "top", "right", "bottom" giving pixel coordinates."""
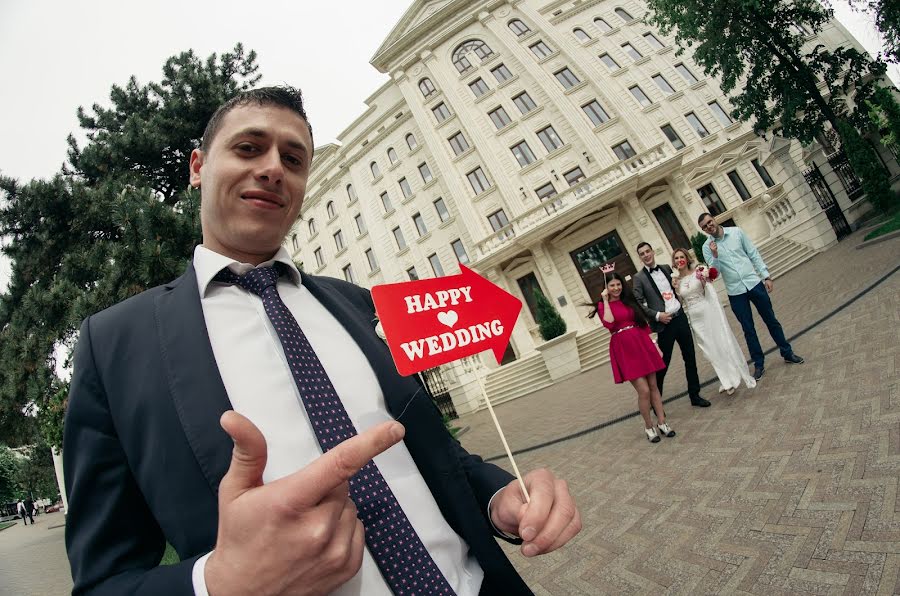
[{"left": 702, "top": 227, "right": 769, "bottom": 296}]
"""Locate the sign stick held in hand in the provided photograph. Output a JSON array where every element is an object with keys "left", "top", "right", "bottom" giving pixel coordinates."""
[{"left": 371, "top": 265, "right": 529, "bottom": 501}]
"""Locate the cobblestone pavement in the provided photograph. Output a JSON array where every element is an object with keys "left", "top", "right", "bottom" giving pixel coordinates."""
[
  {"left": 459, "top": 229, "right": 900, "bottom": 594},
  {"left": 0, "top": 513, "right": 71, "bottom": 595},
  {"left": 2, "top": 229, "right": 896, "bottom": 595}
]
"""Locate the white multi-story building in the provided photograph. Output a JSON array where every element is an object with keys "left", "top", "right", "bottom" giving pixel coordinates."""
[{"left": 289, "top": 0, "right": 895, "bottom": 414}]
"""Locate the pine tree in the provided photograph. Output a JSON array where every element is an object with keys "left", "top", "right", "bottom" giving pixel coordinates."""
[{"left": 0, "top": 44, "right": 260, "bottom": 445}]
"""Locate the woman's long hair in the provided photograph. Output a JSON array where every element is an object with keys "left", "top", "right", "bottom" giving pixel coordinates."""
[{"left": 585, "top": 272, "right": 650, "bottom": 327}]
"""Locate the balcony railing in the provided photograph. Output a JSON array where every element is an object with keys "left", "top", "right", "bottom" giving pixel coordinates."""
[{"left": 474, "top": 143, "right": 669, "bottom": 260}]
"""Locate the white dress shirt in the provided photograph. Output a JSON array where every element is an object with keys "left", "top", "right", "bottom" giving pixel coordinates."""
[
  {"left": 647, "top": 266, "right": 681, "bottom": 319},
  {"left": 190, "top": 245, "right": 484, "bottom": 596}
]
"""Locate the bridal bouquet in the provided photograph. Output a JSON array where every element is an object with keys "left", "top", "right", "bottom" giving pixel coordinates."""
[{"left": 695, "top": 265, "right": 719, "bottom": 284}]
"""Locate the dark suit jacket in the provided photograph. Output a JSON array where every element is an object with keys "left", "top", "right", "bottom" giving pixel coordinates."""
[
  {"left": 632, "top": 265, "right": 677, "bottom": 334},
  {"left": 63, "top": 263, "right": 531, "bottom": 595}
]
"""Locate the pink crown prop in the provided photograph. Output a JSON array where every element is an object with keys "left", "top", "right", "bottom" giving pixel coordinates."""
[{"left": 601, "top": 263, "right": 616, "bottom": 273}]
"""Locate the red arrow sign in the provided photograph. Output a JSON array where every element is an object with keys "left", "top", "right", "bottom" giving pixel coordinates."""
[{"left": 371, "top": 264, "right": 522, "bottom": 376}]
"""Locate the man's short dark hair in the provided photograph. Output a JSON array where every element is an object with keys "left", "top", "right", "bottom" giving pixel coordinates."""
[
  {"left": 200, "top": 85, "right": 314, "bottom": 151},
  {"left": 636, "top": 241, "right": 652, "bottom": 253},
  {"left": 697, "top": 212, "right": 714, "bottom": 225}
]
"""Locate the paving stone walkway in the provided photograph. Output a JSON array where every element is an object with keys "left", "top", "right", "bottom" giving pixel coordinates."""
[
  {"left": 458, "top": 229, "right": 900, "bottom": 595},
  {"left": 0, "top": 513, "right": 71, "bottom": 595}
]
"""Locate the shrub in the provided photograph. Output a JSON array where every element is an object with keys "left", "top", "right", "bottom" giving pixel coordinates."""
[
  {"left": 691, "top": 232, "right": 709, "bottom": 265},
  {"left": 837, "top": 119, "right": 896, "bottom": 214},
  {"left": 534, "top": 289, "right": 567, "bottom": 341}
]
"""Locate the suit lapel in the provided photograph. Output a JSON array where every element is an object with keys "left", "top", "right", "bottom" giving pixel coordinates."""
[
  {"left": 643, "top": 269, "right": 663, "bottom": 301},
  {"left": 301, "top": 275, "right": 422, "bottom": 417},
  {"left": 155, "top": 264, "right": 233, "bottom": 495}
]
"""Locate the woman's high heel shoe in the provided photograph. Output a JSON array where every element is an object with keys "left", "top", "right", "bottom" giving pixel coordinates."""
[
  {"left": 657, "top": 422, "right": 676, "bottom": 438},
  {"left": 645, "top": 427, "right": 661, "bottom": 443}
]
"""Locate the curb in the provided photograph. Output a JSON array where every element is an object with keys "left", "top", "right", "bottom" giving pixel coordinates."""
[{"left": 856, "top": 228, "right": 900, "bottom": 249}]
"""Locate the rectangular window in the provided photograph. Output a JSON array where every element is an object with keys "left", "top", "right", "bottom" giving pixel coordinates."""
[
  {"left": 333, "top": 230, "right": 345, "bottom": 251},
  {"left": 621, "top": 42, "right": 643, "bottom": 61},
  {"left": 675, "top": 63, "right": 698, "bottom": 84},
  {"left": 643, "top": 32, "right": 664, "bottom": 50},
  {"left": 582, "top": 100, "right": 610, "bottom": 126},
  {"left": 451, "top": 239, "right": 470, "bottom": 264},
  {"left": 418, "top": 162, "right": 433, "bottom": 183},
  {"left": 752, "top": 158, "right": 776, "bottom": 187},
  {"left": 365, "top": 248, "right": 378, "bottom": 272},
  {"left": 467, "top": 167, "right": 491, "bottom": 194},
  {"left": 380, "top": 191, "right": 393, "bottom": 213},
  {"left": 314, "top": 247, "right": 324, "bottom": 268},
  {"left": 564, "top": 166, "right": 585, "bottom": 186},
  {"left": 630, "top": 85, "right": 652, "bottom": 107},
  {"left": 407, "top": 266, "right": 419, "bottom": 281},
  {"left": 554, "top": 67, "right": 581, "bottom": 90},
  {"left": 413, "top": 212, "right": 428, "bottom": 237},
  {"left": 652, "top": 74, "right": 675, "bottom": 95},
  {"left": 354, "top": 213, "right": 366, "bottom": 235},
  {"left": 612, "top": 140, "right": 637, "bottom": 160},
  {"left": 685, "top": 112, "right": 709, "bottom": 138},
  {"left": 513, "top": 92, "right": 537, "bottom": 115},
  {"left": 697, "top": 183, "right": 726, "bottom": 215},
  {"left": 537, "top": 126, "right": 564, "bottom": 152},
  {"left": 488, "top": 209, "right": 510, "bottom": 232},
  {"left": 535, "top": 182, "right": 558, "bottom": 200},
  {"left": 530, "top": 40, "right": 553, "bottom": 59},
  {"left": 392, "top": 226, "right": 407, "bottom": 250},
  {"left": 399, "top": 177, "right": 413, "bottom": 199},
  {"left": 708, "top": 101, "right": 733, "bottom": 126},
  {"left": 449, "top": 131, "right": 470, "bottom": 155},
  {"left": 510, "top": 140, "right": 537, "bottom": 167},
  {"left": 342, "top": 264, "right": 355, "bottom": 284},
  {"left": 488, "top": 105, "right": 512, "bottom": 129},
  {"left": 727, "top": 170, "right": 752, "bottom": 201},
  {"left": 428, "top": 254, "right": 445, "bottom": 277},
  {"left": 599, "top": 53, "right": 620, "bottom": 71},
  {"left": 660, "top": 124, "right": 685, "bottom": 150},
  {"left": 434, "top": 197, "right": 451, "bottom": 222},
  {"left": 468, "top": 78, "right": 490, "bottom": 98},
  {"left": 491, "top": 63, "right": 513, "bottom": 83},
  {"left": 432, "top": 102, "right": 451, "bottom": 123}
]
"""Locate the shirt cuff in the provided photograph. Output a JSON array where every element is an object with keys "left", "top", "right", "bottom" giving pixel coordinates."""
[
  {"left": 192, "top": 551, "right": 213, "bottom": 596},
  {"left": 655, "top": 312, "right": 661, "bottom": 321},
  {"left": 487, "top": 489, "right": 520, "bottom": 541}
]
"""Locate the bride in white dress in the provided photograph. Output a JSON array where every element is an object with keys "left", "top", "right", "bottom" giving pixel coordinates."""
[{"left": 671, "top": 248, "right": 756, "bottom": 394}]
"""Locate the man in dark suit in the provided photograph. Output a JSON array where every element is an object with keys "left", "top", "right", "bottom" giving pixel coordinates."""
[
  {"left": 632, "top": 242, "right": 710, "bottom": 408},
  {"left": 63, "top": 86, "right": 580, "bottom": 596}
]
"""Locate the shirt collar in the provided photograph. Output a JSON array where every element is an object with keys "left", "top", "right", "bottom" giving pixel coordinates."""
[{"left": 194, "top": 245, "right": 302, "bottom": 297}]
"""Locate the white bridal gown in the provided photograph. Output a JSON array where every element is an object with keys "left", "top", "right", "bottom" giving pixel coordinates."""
[{"left": 677, "top": 272, "right": 757, "bottom": 392}]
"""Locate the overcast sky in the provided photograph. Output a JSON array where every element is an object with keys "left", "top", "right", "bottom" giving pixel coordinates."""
[{"left": 0, "top": 0, "right": 896, "bottom": 291}]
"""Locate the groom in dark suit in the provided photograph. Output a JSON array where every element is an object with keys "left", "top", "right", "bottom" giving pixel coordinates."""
[
  {"left": 632, "top": 242, "right": 710, "bottom": 408},
  {"left": 63, "top": 86, "right": 580, "bottom": 596}
]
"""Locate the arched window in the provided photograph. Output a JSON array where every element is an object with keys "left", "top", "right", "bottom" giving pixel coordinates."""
[
  {"left": 406, "top": 133, "right": 418, "bottom": 151},
  {"left": 508, "top": 19, "right": 531, "bottom": 37},
  {"left": 418, "top": 78, "right": 436, "bottom": 98},
  {"left": 326, "top": 201, "right": 336, "bottom": 219},
  {"left": 387, "top": 147, "right": 399, "bottom": 164},
  {"left": 615, "top": 7, "right": 634, "bottom": 22},
  {"left": 573, "top": 28, "right": 591, "bottom": 42},
  {"left": 451, "top": 40, "right": 494, "bottom": 74},
  {"left": 308, "top": 218, "right": 317, "bottom": 236},
  {"left": 594, "top": 17, "right": 612, "bottom": 32},
  {"left": 346, "top": 184, "right": 356, "bottom": 202},
  {"left": 370, "top": 161, "right": 381, "bottom": 179},
  {"left": 291, "top": 234, "right": 299, "bottom": 251}
]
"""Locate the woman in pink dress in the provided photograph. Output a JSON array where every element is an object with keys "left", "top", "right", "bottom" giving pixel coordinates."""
[{"left": 594, "top": 272, "right": 672, "bottom": 443}]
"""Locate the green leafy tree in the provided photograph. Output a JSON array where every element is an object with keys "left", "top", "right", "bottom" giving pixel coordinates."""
[
  {"left": 646, "top": 0, "right": 885, "bottom": 142},
  {"left": 837, "top": 120, "right": 896, "bottom": 213},
  {"left": 0, "top": 44, "right": 260, "bottom": 445},
  {"left": 0, "top": 445, "right": 20, "bottom": 504},
  {"left": 534, "top": 289, "right": 567, "bottom": 341},
  {"left": 14, "top": 443, "right": 58, "bottom": 500},
  {"left": 848, "top": 0, "right": 900, "bottom": 63}
]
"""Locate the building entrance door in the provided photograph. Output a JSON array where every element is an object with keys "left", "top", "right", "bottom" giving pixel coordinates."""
[
  {"left": 570, "top": 230, "right": 638, "bottom": 304},
  {"left": 652, "top": 202, "right": 691, "bottom": 252}
]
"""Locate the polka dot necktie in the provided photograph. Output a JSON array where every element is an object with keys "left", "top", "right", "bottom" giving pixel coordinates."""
[{"left": 214, "top": 265, "right": 455, "bottom": 595}]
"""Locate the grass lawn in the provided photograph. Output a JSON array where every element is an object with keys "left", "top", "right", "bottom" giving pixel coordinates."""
[
  {"left": 864, "top": 209, "right": 900, "bottom": 241},
  {"left": 0, "top": 521, "right": 16, "bottom": 532}
]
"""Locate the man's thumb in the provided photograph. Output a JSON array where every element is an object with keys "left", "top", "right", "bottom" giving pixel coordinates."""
[{"left": 219, "top": 410, "right": 268, "bottom": 499}]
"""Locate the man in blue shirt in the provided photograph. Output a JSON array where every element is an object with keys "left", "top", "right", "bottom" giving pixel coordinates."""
[{"left": 698, "top": 213, "right": 804, "bottom": 380}]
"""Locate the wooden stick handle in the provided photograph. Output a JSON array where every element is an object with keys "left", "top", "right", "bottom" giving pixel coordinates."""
[{"left": 476, "top": 371, "right": 530, "bottom": 502}]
